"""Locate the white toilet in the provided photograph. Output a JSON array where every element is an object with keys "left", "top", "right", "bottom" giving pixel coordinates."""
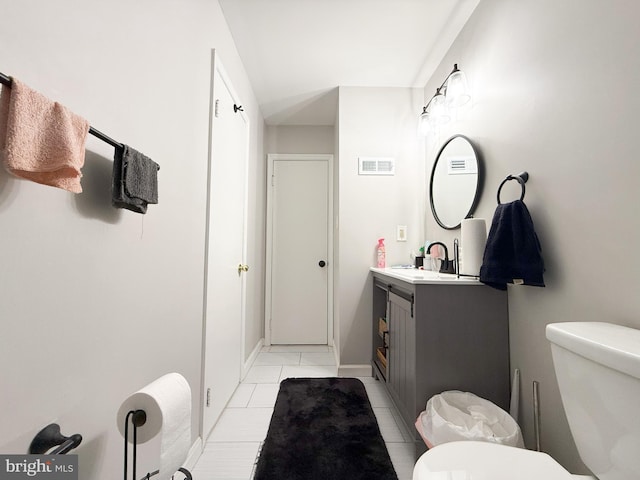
[{"left": 413, "top": 322, "right": 640, "bottom": 479}]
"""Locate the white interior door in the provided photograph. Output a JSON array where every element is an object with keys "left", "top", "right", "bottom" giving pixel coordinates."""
[
  {"left": 202, "top": 54, "right": 248, "bottom": 440},
  {"left": 267, "top": 155, "right": 332, "bottom": 345}
]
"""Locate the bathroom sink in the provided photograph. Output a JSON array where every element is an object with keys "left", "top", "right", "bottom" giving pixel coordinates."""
[
  {"left": 435, "top": 273, "right": 461, "bottom": 280},
  {"left": 404, "top": 271, "right": 428, "bottom": 278},
  {"left": 394, "top": 270, "right": 458, "bottom": 279},
  {"left": 372, "top": 267, "right": 480, "bottom": 285},
  {"left": 410, "top": 271, "right": 460, "bottom": 280},
  {"left": 408, "top": 271, "right": 478, "bottom": 282}
]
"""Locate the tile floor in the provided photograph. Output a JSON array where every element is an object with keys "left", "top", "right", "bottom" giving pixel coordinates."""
[{"left": 192, "top": 345, "right": 418, "bottom": 480}]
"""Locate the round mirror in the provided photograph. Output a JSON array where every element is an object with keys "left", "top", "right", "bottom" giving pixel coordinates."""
[{"left": 429, "top": 135, "right": 482, "bottom": 229}]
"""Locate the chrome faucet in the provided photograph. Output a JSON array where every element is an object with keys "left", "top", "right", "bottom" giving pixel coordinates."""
[{"left": 426, "top": 241, "right": 456, "bottom": 274}]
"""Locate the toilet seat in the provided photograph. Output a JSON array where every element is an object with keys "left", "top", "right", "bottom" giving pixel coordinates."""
[{"left": 413, "top": 441, "right": 576, "bottom": 479}]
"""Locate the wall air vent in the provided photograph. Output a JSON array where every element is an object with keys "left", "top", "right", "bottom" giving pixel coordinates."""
[
  {"left": 447, "top": 155, "right": 477, "bottom": 175},
  {"left": 358, "top": 157, "right": 395, "bottom": 176}
]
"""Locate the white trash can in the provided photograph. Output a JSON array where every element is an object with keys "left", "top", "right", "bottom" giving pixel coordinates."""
[{"left": 415, "top": 390, "right": 524, "bottom": 449}]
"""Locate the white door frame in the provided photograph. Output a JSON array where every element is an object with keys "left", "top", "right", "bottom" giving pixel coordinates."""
[
  {"left": 200, "top": 49, "right": 250, "bottom": 441},
  {"left": 265, "top": 153, "right": 334, "bottom": 346}
]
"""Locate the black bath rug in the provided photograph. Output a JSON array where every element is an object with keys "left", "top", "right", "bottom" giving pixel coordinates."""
[{"left": 253, "top": 377, "right": 398, "bottom": 480}]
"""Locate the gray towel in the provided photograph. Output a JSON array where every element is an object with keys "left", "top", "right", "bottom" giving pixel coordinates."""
[{"left": 112, "top": 145, "right": 159, "bottom": 214}]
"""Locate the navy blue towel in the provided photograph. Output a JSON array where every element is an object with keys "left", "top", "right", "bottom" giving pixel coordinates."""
[{"left": 479, "top": 200, "right": 545, "bottom": 290}]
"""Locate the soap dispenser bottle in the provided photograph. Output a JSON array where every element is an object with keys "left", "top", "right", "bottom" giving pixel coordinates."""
[{"left": 377, "top": 238, "right": 386, "bottom": 268}]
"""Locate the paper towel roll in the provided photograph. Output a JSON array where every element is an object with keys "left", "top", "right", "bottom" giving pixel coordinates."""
[
  {"left": 117, "top": 373, "right": 191, "bottom": 479},
  {"left": 461, "top": 218, "right": 487, "bottom": 276}
]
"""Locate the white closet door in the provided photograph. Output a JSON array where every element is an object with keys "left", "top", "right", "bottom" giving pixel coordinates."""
[
  {"left": 269, "top": 157, "right": 328, "bottom": 345},
  {"left": 202, "top": 56, "right": 248, "bottom": 440}
]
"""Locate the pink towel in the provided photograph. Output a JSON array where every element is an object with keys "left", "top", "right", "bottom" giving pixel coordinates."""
[{"left": 0, "top": 78, "right": 90, "bottom": 193}]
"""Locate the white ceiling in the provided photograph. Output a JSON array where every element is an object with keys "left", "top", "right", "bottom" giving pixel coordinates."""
[{"left": 218, "top": 0, "right": 480, "bottom": 126}]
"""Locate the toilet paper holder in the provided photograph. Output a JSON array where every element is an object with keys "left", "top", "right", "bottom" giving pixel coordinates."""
[{"left": 124, "top": 409, "right": 192, "bottom": 480}]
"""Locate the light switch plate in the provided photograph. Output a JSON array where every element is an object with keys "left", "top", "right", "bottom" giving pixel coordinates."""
[{"left": 397, "top": 225, "right": 407, "bottom": 242}]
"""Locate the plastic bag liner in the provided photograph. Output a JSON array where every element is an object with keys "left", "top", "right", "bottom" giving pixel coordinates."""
[{"left": 415, "top": 390, "right": 524, "bottom": 449}]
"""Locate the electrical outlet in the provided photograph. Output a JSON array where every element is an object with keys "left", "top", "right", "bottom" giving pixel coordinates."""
[{"left": 397, "top": 225, "right": 407, "bottom": 242}]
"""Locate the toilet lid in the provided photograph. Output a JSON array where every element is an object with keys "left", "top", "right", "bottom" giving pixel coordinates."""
[{"left": 413, "top": 441, "right": 574, "bottom": 480}]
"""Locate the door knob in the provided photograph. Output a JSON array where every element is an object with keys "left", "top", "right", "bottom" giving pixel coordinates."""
[
  {"left": 318, "top": 260, "right": 326, "bottom": 268},
  {"left": 238, "top": 264, "right": 249, "bottom": 275}
]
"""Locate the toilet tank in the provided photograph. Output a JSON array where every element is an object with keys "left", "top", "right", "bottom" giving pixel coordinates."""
[{"left": 546, "top": 322, "right": 640, "bottom": 480}]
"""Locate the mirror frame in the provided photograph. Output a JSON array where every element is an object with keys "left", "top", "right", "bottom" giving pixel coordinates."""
[{"left": 429, "top": 134, "right": 483, "bottom": 230}]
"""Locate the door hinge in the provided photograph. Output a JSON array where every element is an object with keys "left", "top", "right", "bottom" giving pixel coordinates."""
[
  {"left": 214, "top": 99, "right": 220, "bottom": 118},
  {"left": 206, "top": 387, "right": 211, "bottom": 407},
  {"left": 271, "top": 174, "right": 275, "bottom": 187}
]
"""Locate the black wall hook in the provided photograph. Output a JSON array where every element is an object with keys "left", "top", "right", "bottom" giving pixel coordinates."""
[{"left": 29, "top": 424, "right": 82, "bottom": 454}]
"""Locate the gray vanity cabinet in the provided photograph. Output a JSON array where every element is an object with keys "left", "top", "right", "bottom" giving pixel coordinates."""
[
  {"left": 372, "top": 272, "right": 510, "bottom": 449},
  {"left": 387, "top": 289, "right": 416, "bottom": 422}
]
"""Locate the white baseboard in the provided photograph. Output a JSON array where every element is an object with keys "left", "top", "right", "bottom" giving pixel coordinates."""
[
  {"left": 338, "top": 364, "right": 372, "bottom": 377},
  {"left": 183, "top": 436, "right": 203, "bottom": 472},
  {"left": 242, "top": 338, "right": 264, "bottom": 379}
]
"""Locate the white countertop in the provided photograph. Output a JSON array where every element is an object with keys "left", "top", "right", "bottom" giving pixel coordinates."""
[{"left": 370, "top": 267, "right": 482, "bottom": 285}]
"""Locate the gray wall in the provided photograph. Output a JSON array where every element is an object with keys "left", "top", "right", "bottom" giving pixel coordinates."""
[
  {"left": 337, "top": 86, "right": 425, "bottom": 365},
  {"left": 0, "top": 1, "right": 265, "bottom": 478},
  {"left": 423, "top": 0, "right": 640, "bottom": 473},
  {"left": 265, "top": 125, "right": 335, "bottom": 154}
]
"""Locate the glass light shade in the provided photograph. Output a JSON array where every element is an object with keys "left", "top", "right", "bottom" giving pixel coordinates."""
[
  {"left": 445, "top": 70, "right": 471, "bottom": 107},
  {"left": 430, "top": 93, "right": 450, "bottom": 124},
  {"left": 418, "top": 110, "right": 431, "bottom": 136}
]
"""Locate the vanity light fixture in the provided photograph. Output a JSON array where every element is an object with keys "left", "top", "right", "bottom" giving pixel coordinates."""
[{"left": 419, "top": 64, "right": 471, "bottom": 136}]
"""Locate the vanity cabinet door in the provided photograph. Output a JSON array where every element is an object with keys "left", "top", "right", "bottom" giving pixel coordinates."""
[
  {"left": 372, "top": 280, "right": 390, "bottom": 381},
  {"left": 387, "top": 290, "right": 416, "bottom": 423}
]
